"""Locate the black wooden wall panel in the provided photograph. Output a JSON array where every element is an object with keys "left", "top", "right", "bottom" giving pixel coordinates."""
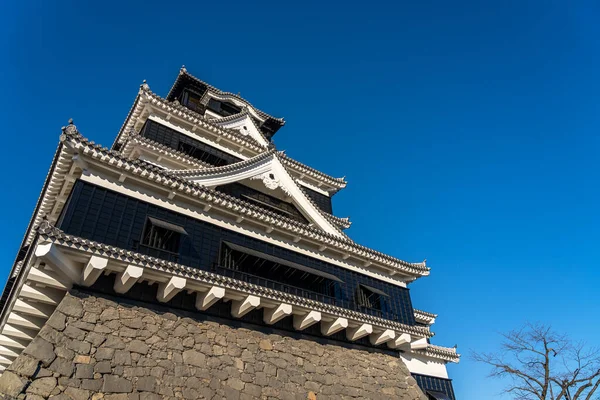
[
  {"left": 59, "top": 180, "right": 415, "bottom": 326},
  {"left": 412, "top": 373, "right": 456, "bottom": 400}
]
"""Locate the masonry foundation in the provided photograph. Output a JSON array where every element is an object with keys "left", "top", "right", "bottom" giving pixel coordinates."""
[{"left": 0, "top": 290, "right": 426, "bottom": 400}]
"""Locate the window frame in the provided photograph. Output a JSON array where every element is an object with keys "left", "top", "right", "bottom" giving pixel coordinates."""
[{"left": 140, "top": 217, "right": 186, "bottom": 255}]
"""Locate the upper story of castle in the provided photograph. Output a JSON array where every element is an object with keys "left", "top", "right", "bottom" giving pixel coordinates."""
[{"left": 0, "top": 68, "right": 459, "bottom": 394}]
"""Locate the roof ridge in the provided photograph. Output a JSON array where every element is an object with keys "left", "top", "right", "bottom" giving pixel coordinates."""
[
  {"left": 117, "top": 87, "right": 345, "bottom": 190},
  {"left": 124, "top": 134, "right": 211, "bottom": 168},
  {"left": 34, "top": 225, "right": 432, "bottom": 337},
  {"left": 206, "top": 108, "right": 249, "bottom": 123},
  {"left": 170, "top": 149, "right": 277, "bottom": 177},
  {"left": 64, "top": 130, "right": 341, "bottom": 236},
  {"left": 322, "top": 213, "right": 352, "bottom": 229},
  {"left": 172, "top": 66, "right": 285, "bottom": 123},
  {"left": 272, "top": 153, "right": 347, "bottom": 237},
  {"left": 274, "top": 153, "right": 351, "bottom": 233},
  {"left": 126, "top": 86, "right": 264, "bottom": 152},
  {"left": 166, "top": 152, "right": 351, "bottom": 230},
  {"left": 414, "top": 309, "right": 438, "bottom": 318},
  {"left": 279, "top": 153, "right": 347, "bottom": 187},
  {"left": 158, "top": 91, "right": 265, "bottom": 148},
  {"left": 62, "top": 130, "right": 430, "bottom": 276},
  {"left": 415, "top": 344, "right": 461, "bottom": 363},
  {"left": 169, "top": 150, "right": 347, "bottom": 235},
  {"left": 209, "top": 109, "right": 271, "bottom": 147}
]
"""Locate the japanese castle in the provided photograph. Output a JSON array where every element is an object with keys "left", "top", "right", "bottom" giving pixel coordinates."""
[{"left": 0, "top": 67, "right": 459, "bottom": 399}]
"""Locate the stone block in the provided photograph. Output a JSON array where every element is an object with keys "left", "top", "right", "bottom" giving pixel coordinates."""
[
  {"left": 96, "top": 347, "right": 115, "bottom": 360},
  {"left": 136, "top": 376, "right": 157, "bottom": 392},
  {"left": 81, "top": 378, "right": 103, "bottom": 391},
  {"left": 23, "top": 337, "right": 55, "bottom": 366},
  {"left": 95, "top": 361, "right": 112, "bottom": 374},
  {"left": 26, "top": 377, "right": 57, "bottom": 397},
  {"left": 8, "top": 355, "right": 39, "bottom": 378},
  {"left": 126, "top": 340, "right": 149, "bottom": 355},
  {"left": 49, "top": 357, "right": 74, "bottom": 377},
  {"left": 182, "top": 349, "right": 205, "bottom": 367},
  {"left": 85, "top": 331, "right": 107, "bottom": 347},
  {"left": 1, "top": 291, "right": 430, "bottom": 400},
  {"left": 103, "top": 335, "right": 125, "bottom": 349},
  {"left": 103, "top": 375, "right": 133, "bottom": 393},
  {"left": 46, "top": 312, "right": 67, "bottom": 331},
  {"left": 75, "top": 364, "right": 94, "bottom": 379},
  {"left": 64, "top": 387, "right": 90, "bottom": 400},
  {"left": 0, "top": 371, "right": 27, "bottom": 397},
  {"left": 113, "top": 350, "right": 132, "bottom": 366},
  {"left": 56, "top": 294, "right": 83, "bottom": 318}
]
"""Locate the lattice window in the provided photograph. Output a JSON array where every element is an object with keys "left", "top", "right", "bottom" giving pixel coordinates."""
[
  {"left": 207, "top": 98, "right": 241, "bottom": 117},
  {"left": 141, "top": 218, "right": 186, "bottom": 254},
  {"left": 181, "top": 90, "right": 204, "bottom": 112}
]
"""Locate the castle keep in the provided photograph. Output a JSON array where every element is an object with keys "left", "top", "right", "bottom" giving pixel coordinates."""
[{"left": 0, "top": 67, "right": 458, "bottom": 399}]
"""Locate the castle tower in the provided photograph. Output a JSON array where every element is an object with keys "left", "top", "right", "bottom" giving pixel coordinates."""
[{"left": 0, "top": 67, "right": 458, "bottom": 399}]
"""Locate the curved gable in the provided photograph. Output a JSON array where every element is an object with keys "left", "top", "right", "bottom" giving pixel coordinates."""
[{"left": 179, "top": 153, "right": 344, "bottom": 237}]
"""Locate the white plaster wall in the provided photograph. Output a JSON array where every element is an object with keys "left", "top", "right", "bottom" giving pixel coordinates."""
[{"left": 400, "top": 353, "right": 449, "bottom": 378}]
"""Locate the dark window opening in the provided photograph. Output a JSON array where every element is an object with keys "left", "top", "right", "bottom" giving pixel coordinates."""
[
  {"left": 217, "top": 183, "right": 309, "bottom": 224},
  {"left": 167, "top": 75, "right": 208, "bottom": 103},
  {"left": 260, "top": 118, "right": 284, "bottom": 139},
  {"left": 356, "top": 284, "right": 388, "bottom": 312},
  {"left": 59, "top": 180, "right": 417, "bottom": 326},
  {"left": 137, "top": 217, "right": 187, "bottom": 261},
  {"left": 426, "top": 391, "right": 452, "bottom": 400},
  {"left": 260, "top": 125, "right": 275, "bottom": 140},
  {"left": 178, "top": 142, "right": 228, "bottom": 166},
  {"left": 139, "top": 120, "right": 241, "bottom": 167},
  {"left": 181, "top": 90, "right": 204, "bottom": 113},
  {"left": 219, "top": 242, "right": 340, "bottom": 298},
  {"left": 412, "top": 374, "right": 456, "bottom": 400},
  {"left": 303, "top": 186, "right": 333, "bottom": 215},
  {"left": 207, "top": 98, "right": 241, "bottom": 117}
]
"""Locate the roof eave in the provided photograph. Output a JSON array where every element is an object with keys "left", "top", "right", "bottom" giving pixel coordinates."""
[{"left": 169, "top": 66, "right": 285, "bottom": 124}]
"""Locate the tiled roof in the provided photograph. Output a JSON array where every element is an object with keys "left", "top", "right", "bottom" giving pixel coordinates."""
[
  {"left": 146, "top": 90, "right": 265, "bottom": 150},
  {"left": 122, "top": 134, "right": 211, "bottom": 169},
  {"left": 114, "top": 84, "right": 346, "bottom": 190},
  {"left": 35, "top": 222, "right": 433, "bottom": 338},
  {"left": 168, "top": 150, "right": 351, "bottom": 231},
  {"left": 168, "top": 66, "right": 285, "bottom": 124},
  {"left": 148, "top": 87, "right": 347, "bottom": 188},
  {"left": 414, "top": 344, "right": 460, "bottom": 363},
  {"left": 209, "top": 108, "right": 271, "bottom": 147},
  {"left": 61, "top": 130, "right": 430, "bottom": 278},
  {"left": 279, "top": 154, "right": 347, "bottom": 189},
  {"left": 414, "top": 309, "right": 437, "bottom": 325},
  {"left": 169, "top": 150, "right": 277, "bottom": 178}
]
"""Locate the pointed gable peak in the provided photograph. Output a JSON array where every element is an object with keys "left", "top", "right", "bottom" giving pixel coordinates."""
[
  {"left": 171, "top": 152, "right": 343, "bottom": 237},
  {"left": 211, "top": 111, "right": 270, "bottom": 148}
]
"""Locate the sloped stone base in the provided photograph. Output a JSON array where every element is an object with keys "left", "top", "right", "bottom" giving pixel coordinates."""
[{"left": 0, "top": 291, "right": 426, "bottom": 400}]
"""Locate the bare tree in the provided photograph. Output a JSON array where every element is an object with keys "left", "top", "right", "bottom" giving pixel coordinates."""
[{"left": 473, "top": 323, "right": 600, "bottom": 400}]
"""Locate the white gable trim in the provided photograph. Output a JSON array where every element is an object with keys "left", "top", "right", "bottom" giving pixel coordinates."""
[
  {"left": 213, "top": 114, "right": 269, "bottom": 148},
  {"left": 207, "top": 92, "right": 267, "bottom": 124},
  {"left": 186, "top": 154, "right": 342, "bottom": 237}
]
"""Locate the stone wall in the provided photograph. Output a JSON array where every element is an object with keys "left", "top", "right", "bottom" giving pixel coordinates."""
[{"left": 0, "top": 291, "right": 426, "bottom": 400}]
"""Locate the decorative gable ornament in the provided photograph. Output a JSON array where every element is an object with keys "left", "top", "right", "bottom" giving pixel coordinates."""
[
  {"left": 251, "top": 172, "right": 284, "bottom": 192},
  {"left": 171, "top": 152, "right": 342, "bottom": 237},
  {"left": 212, "top": 111, "right": 270, "bottom": 148}
]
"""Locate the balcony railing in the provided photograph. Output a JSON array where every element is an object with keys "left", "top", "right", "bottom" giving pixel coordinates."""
[
  {"left": 128, "top": 240, "right": 402, "bottom": 322},
  {"left": 211, "top": 264, "right": 401, "bottom": 322},
  {"left": 132, "top": 240, "right": 180, "bottom": 263}
]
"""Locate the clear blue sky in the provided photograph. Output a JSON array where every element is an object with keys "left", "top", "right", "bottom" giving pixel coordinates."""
[{"left": 1, "top": 1, "right": 599, "bottom": 399}]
